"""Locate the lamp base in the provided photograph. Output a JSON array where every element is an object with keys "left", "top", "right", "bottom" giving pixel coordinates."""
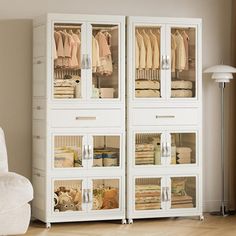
[{"left": 210, "top": 205, "right": 229, "bottom": 217}]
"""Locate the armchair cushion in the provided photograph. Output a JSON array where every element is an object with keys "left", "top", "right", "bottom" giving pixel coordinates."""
[{"left": 0, "top": 172, "right": 33, "bottom": 214}]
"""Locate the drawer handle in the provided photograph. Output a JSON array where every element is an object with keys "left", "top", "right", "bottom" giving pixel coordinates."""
[
  {"left": 33, "top": 135, "right": 41, "bottom": 139},
  {"left": 36, "top": 106, "right": 41, "bottom": 110},
  {"left": 34, "top": 172, "right": 41, "bottom": 177},
  {"left": 36, "top": 60, "right": 42, "bottom": 64},
  {"left": 156, "top": 115, "right": 175, "bottom": 119},
  {"left": 75, "top": 116, "right": 96, "bottom": 120}
]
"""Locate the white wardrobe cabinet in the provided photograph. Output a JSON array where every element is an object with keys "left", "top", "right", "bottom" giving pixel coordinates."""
[
  {"left": 32, "top": 14, "right": 126, "bottom": 226},
  {"left": 127, "top": 16, "right": 203, "bottom": 223},
  {"left": 128, "top": 17, "right": 202, "bottom": 105}
]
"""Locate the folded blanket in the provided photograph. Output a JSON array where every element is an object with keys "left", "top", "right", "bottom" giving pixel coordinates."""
[
  {"left": 136, "top": 89, "right": 160, "bottom": 98},
  {"left": 136, "top": 143, "right": 154, "bottom": 152},
  {"left": 135, "top": 80, "right": 160, "bottom": 90},
  {"left": 171, "top": 90, "right": 193, "bottom": 98},
  {"left": 171, "top": 80, "right": 193, "bottom": 89}
]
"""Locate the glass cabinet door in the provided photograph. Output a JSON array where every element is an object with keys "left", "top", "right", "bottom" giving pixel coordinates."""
[
  {"left": 53, "top": 23, "right": 86, "bottom": 100},
  {"left": 170, "top": 176, "right": 196, "bottom": 209},
  {"left": 88, "top": 23, "right": 120, "bottom": 100},
  {"left": 91, "top": 179, "right": 120, "bottom": 211},
  {"left": 134, "top": 25, "right": 164, "bottom": 99},
  {"left": 169, "top": 26, "right": 196, "bottom": 99},
  {"left": 168, "top": 132, "right": 196, "bottom": 165},
  {"left": 135, "top": 177, "right": 163, "bottom": 211},
  {"left": 53, "top": 179, "right": 85, "bottom": 213},
  {"left": 92, "top": 135, "right": 120, "bottom": 168},
  {"left": 135, "top": 132, "right": 164, "bottom": 166},
  {"left": 53, "top": 135, "right": 85, "bottom": 169}
]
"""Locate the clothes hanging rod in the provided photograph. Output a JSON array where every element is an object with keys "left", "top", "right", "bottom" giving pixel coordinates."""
[
  {"left": 54, "top": 25, "right": 81, "bottom": 29},
  {"left": 54, "top": 25, "right": 118, "bottom": 30}
]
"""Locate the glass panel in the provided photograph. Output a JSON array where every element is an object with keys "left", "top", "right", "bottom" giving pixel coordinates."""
[
  {"left": 93, "top": 136, "right": 120, "bottom": 167},
  {"left": 135, "top": 133, "right": 161, "bottom": 166},
  {"left": 54, "top": 136, "right": 83, "bottom": 168},
  {"left": 135, "top": 178, "right": 161, "bottom": 210},
  {"left": 91, "top": 24, "right": 119, "bottom": 99},
  {"left": 171, "top": 177, "right": 196, "bottom": 209},
  {"left": 53, "top": 23, "right": 82, "bottom": 99},
  {"left": 170, "top": 133, "right": 196, "bottom": 165},
  {"left": 171, "top": 27, "right": 196, "bottom": 98},
  {"left": 54, "top": 180, "right": 83, "bottom": 212},
  {"left": 92, "top": 179, "right": 119, "bottom": 210},
  {"left": 135, "top": 26, "right": 161, "bottom": 98}
]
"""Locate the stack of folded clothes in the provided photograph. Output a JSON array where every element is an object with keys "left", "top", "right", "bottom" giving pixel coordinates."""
[
  {"left": 54, "top": 146, "right": 82, "bottom": 168},
  {"left": 135, "top": 143, "right": 155, "bottom": 165},
  {"left": 176, "top": 147, "right": 192, "bottom": 164},
  {"left": 135, "top": 184, "right": 161, "bottom": 210},
  {"left": 171, "top": 80, "right": 193, "bottom": 98},
  {"left": 171, "top": 195, "right": 194, "bottom": 208},
  {"left": 54, "top": 79, "right": 76, "bottom": 98},
  {"left": 135, "top": 80, "right": 160, "bottom": 98},
  {"left": 171, "top": 178, "right": 194, "bottom": 208}
]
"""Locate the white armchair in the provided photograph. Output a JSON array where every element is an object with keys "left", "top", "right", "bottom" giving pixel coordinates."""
[{"left": 0, "top": 128, "right": 33, "bottom": 235}]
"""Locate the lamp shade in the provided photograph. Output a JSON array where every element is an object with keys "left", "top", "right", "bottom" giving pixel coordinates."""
[{"left": 204, "top": 65, "right": 236, "bottom": 83}]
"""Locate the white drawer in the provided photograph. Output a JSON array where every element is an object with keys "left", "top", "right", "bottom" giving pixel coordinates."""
[
  {"left": 50, "top": 109, "right": 122, "bottom": 128},
  {"left": 133, "top": 108, "right": 200, "bottom": 126}
]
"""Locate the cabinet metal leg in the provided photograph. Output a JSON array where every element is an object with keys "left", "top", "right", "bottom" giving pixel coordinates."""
[
  {"left": 121, "top": 219, "right": 127, "bottom": 224},
  {"left": 46, "top": 222, "right": 51, "bottom": 228},
  {"left": 199, "top": 215, "right": 204, "bottom": 221},
  {"left": 128, "top": 219, "right": 133, "bottom": 224}
]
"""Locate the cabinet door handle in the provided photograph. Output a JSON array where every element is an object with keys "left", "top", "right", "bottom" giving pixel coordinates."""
[
  {"left": 81, "top": 54, "right": 86, "bottom": 69},
  {"left": 33, "top": 135, "right": 41, "bottom": 139},
  {"left": 165, "top": 55, "right": 170, "bottom": 70},
  {"left": 87, "top": 145, "right": 92, "bottom": 159},
  {"left": 87, "top": 189, "right": 92, "bottom": 203},
  {"left": 162, "top": 187, "right": 167, "bottom": 202},
  {"left": 86, "top": 54, "right": 91, "bottom": 69},
  {"left": 75, "top": 116, "right": 97, "bottom": 120},
  {"left": 161, "top": 55, "right": 166, "bottom": 70},
  {"left": 161, "top": 143, "right": 166, "bottom": 157},
  {"left": 83, "top": 189, "right": 88, "bottom": 203},
  {"left": 36, "top": 106, "right": 41, "bottom": 110},
  {"left": 83, "top": 145, "right": 88, "bottom": 160},
  {"left": 156, "top": 115, "right": 175, "bottom": 119},
  {"left": 166, "top": 187, "right": 170, "bottom": 201},
  {"left": 166, "top": 142, "right": 171, "bottom": 157}
]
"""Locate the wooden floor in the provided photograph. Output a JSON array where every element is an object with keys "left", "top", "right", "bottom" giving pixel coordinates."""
[{"left": 25, "top": 214, "right": 236, "bottom": 236}]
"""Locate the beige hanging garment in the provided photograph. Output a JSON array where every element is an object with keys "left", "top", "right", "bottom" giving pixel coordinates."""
[
  {"left": 171, "top": 34, "right": 177, "bottom": 72},
  {"left": 148, "top": 29, "right": 160, "bottom": 69},
  {"left": 174, "top": 31, "right": 186, "bottom": 71},
  {"left": 181, "top": 30, "right": 189, "bottom": 70},
  {"left": 92, "top": 36, "right": 101, "bottom": 73},
  {"left": 76, "top": 30, "right": 81, "bottom": 69},
  {"left": 54, "top": 31, "right": 64, "bottom": 67},
  {"left": 136, "top": 30, "right": 146, "bottom": 69},
  {"left": 141, "top": 30, "right": 152, "bottom": 69},
  {"left": 135, "top": 36, "right": 140, "bottom": 69}
]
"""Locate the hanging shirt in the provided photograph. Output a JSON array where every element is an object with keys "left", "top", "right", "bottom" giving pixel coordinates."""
[
  {"left": 148, "top": 31, "right": 160, "bottom": 69},
  {"left": 136, "top": 31, "right": 146, "bottom": 69},
  {"left": 171, "top": 34, "right": 177, "bottom": 72},
  {"left": 54, "top": 31, "right": 64, "bottom": 67},
  {"left": 71, "top": 33, "right": 81, "bottom": 68},
  {"left": 135, "top": 36, "right": 139, "bottom": 69},
  {"left": 95, "top": 31, "right": 113, "bottom": 76},
  {"left": 181, "top": 31, "right": 189, "bottom": 70},
  {"left": 92, "top": 36, "right": 101, "bottom": 73},
  {"left": 174, "top": 32, "right": 186, "bottom": 71},
  {"left": 141, "top": 30, "right": 152, "bottom": 69}
]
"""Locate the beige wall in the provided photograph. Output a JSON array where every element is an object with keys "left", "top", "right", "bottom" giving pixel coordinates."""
[{"left": 0, "top": 0, "right": 233, "bottom": 211}]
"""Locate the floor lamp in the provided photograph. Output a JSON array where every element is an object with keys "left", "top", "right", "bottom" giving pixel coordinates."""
[{"left": 204, "top": 65, "right": 236, "bottom": 216}]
